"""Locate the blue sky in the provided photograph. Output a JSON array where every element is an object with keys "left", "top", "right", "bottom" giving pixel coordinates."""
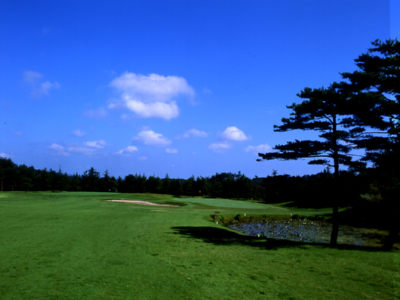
[{"left": 0, "top": 0, "right": 397, "bottom": 179}]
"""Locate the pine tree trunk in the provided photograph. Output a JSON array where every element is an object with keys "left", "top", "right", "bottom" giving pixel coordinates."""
[
  {"left": 330, "top": 115, "right": 339, "bottom": 246},
  {"left": 330, "top": 203, "right": 339, "bottom": 245},
  {"left": 383, "top": 224, "right": 399, "bottom": 251},
  {"left": 383, "top": 203, "right": 399, "bottom": 251}
]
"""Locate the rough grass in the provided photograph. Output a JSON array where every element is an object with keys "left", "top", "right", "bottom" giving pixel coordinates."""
[{"left": 0, "top": 191, "right": 398, "bottom": 300}]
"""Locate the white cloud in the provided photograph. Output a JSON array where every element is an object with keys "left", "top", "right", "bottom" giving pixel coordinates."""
[
  {"left": 115, "top": 146, "right": 138, "bottom": 156},
  {"left": 48, "top": 143, "right": 70, "bottom": 156},
  {"left": 84, "top": 140, "right": 107, "bottom": 149},
  {"left": 67, "top": 147, "right": 96, "bottom": 156},
  {"left": 138, "top": 156, "right": 148, "bottom": 161},
  {"left": 208, "top": 142, "right": 232, "bottom": 153},
  {"left": 0, "top": 153, "right": 11, "bottom": 158},
  {"left": 183, "top": 129, "right": 208, "bottom": 138},
  {"left": 245, "top": 144, "right": 272, "bottom": 154},
  {"left": 108, "top": 72, "right": 195, "bottom": 120},
  {"left": 220, "top": 126, "right": 249, "bottom": 141},
  {"left": 110, "top": 72, "right": 195, "bottom": 102},
  {"left": 124, "top": 97, "right": 179, "bottom": 120},
  {"left": 11, "top": 131, "right": 24, "bottom": 137},
  {"left": 133, "top": 130, "right": 171, "bottom": 147},
  {"left": 84, "top": 108, "right": 107, "bottom": 119},
  {"left": 165, "top": 148, "right": 178, "bottom": 154},
  {"left": 72, "top": 130, "right": 86, "bottom": 137}
]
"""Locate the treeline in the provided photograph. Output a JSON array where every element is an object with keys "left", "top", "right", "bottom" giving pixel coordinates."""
[
  {"left": 0, "top": 157, "right": 376, "bottom": 208},
  {"left": 261, "top": 169, "right": 371, "bottom": 208},
  {"left": 0, "top": 158, "right": 264, "bottom": 199}
]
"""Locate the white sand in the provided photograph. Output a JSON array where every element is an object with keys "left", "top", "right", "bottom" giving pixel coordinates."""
[{"left": 105, "top": 200, "right": 179, "bottom": 207}]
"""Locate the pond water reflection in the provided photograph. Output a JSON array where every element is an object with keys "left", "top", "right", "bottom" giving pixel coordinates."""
[{"left": 227, "top": 219, "right": 383, "bottom": 247}]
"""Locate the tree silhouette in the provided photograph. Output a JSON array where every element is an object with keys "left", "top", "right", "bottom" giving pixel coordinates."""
[
  {"left": 258, "top": 85, "right": 363, "bottom": 245},
  {"left": 335, "top": 38, "right": 400, "bottom": 250}
]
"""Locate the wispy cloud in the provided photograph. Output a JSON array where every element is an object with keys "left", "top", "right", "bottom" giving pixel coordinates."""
[
  {"left": 23, "top": 71, "right": 42, "bottom": 83},
  {"left": 48, "top": 144, "right": 64, "bottom": 151},
  {"left": 203, "top": 88, "right": 212, "bottom": 95},
  {"left": 208, "top": 141, "right": 232, "bottom": 153},
  {"left": 23, "top": 71, "right": 60, "bottom": 98},
  {"left": 165, "top": 148, "right": 178, "bottom": 154},
  {"left": 1, "top": 101, "right": 10, "bottom": 108},
  {"left": 220, "top": 126, "right": 249, "bottom": 141},
  {"left": 115, "top": 146, "right": 138, "bottom": 156},
  {"left": 83, "top": 108, "right": 107, "bottom": 119},
  {"left": 72, "top": 129, "right": 86, "bottom": 137},
  {"left": 11, "top": 131, "right": 24, "bottom": 137},
  {"left": 183, "top": 129, "right": 208, "bottom": 138},
  {"left": 245, "top": 144, "right": 272, "bottom": 154},
  {"left": 67, "top": 146, "right": 96, "bottom": 156},
  {"left": 48, "top": 143, "right": 70, "bottom": 156},
  {"left": 39, "top": 81, "right": 60, "bottom": 96},
  {"left": 84, "top": 140, "right": 107, "bottom": 149},
  {"left": 138, "top": 156, "right": 147, "bottom": 161},
  {"left": 108, "top": 72, "right": 195, "bottom": 120},
  {"left": 133, "top": 130, "right": 171, "bottom": 147},
  {"left": 0, "top": 153, "right": 11, "bottom": 158}
]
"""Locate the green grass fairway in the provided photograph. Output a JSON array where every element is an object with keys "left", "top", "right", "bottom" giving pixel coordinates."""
[
  {"left": 172, "top": 197, "right": 288, "bottom": 210},
  {"left": 0, "top": 192, "right": 399, "bottom": 300}
]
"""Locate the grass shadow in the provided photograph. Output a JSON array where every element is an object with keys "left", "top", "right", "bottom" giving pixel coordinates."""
[{"left": 171, "top": 225, "right": 386, "bottom": 252}]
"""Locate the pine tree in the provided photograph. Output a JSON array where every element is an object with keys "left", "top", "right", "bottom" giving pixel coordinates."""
[
  {"left": 258, "top": 85, "right": 363, "bottom": 245},
  {"left": 335, "top": 38, "right": 400, "bottom": 250}
]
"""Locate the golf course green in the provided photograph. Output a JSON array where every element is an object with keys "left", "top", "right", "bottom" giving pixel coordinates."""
[{"left": 0, "top": 192, "right": 398, "bottom": 299}]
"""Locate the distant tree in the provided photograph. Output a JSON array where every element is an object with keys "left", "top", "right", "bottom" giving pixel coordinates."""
[
  {"left": 70, "top": 173, "right": 82, "bottom": 191},
  {"left": 39, "top": 168, "right": 52, "bottom": 191},
  {"left": 82, "top": 167, "right": 100, "bottom": 191},
  {"left": 17, "top": 164, "right": 36, "bottom": 191},
  {"left": 123, "top": 174, "right": 135, "bottom": 193},
  {"left": 60, "top": 172, "right": 71, "bottom": 191},
  {"left": 161, "top": 174, "right": 171, "bottom": 195},
  {"left": 196, "top": 176, "right": 209, "bottom": 196},
  {"left": 99, "top": 170, "right": 112, "bottom": 191},
  {"left": 133, "top": 173, "right": 146, "bottom": 193},
  {"left": 257, "top": 85, "right": 363, "bottom": 245},
  {"left": 146, "top": 175, "right": 161, "bottom": 194},
  {"left": 110, "top": 176, "right": 118, "bottom": 192},
  {"left": 170, "top": 179, "right": 183, "bottom": 196},
  {"left": 210, "top": 181, "right": 223, "bottom": 198},
  {"left": 182, "top": 176, "right": 195, "bottom": 196},
  {"left": 0, "top": 158, "right": 18, "bottom": 191},
  {"left": 117, "top": 176, "right": 123, "bottom": 192}
]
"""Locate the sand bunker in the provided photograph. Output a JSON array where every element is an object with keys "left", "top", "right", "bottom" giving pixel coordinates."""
[{"left": 105, "top": 200, "right": 179, "bottom": 207}]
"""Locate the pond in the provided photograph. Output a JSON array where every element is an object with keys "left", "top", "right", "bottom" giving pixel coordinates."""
[{"left": 227, "top": 218, "right": 385, "bottom": 247}]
